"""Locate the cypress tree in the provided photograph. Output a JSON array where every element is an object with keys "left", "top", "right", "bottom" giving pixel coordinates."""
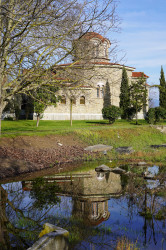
[
  {"left": 103, "top": 80, "right": 111, "bottom": 108},
  {"left": 119, "top": 66, "right": 130, "bottom": 119},
  {"left": 159, "top": 66, "right": 166, "bottom": 109}
]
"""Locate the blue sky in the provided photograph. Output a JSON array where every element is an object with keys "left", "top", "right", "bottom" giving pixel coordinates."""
[{"left": 110, "top": 0, "right": 166, "bottom": 102}]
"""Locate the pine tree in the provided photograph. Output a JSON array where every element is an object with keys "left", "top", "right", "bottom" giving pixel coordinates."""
[
  {"left": 119, "top": 67, "right": 130, "bottom": 119},
  {"left": 103, "top": 80, "right": 111, "bottom": 108},
  {"left": 159, "top": 66, "right": 166, "bottom": 109}
]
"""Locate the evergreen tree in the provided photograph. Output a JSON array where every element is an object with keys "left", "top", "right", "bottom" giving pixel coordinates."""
[
  {"left": 103, "top": 80, "right": 111, "bottom": 108},
  {"left": 119, "top": 67, "right": 130, "bottom": 119},
  {"left": 159, "top": 66, "right": 166, "bottom": 109},
  {"left": 129, "top": 78, "right": 147, "bottom": 125}
]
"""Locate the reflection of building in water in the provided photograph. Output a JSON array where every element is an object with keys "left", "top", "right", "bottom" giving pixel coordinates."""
[
  {"left": 72, "top": 197, "right": 110, "bottom": 226},
  {"left": 22, "top": 169, "right": 122, "bottom": 226}
]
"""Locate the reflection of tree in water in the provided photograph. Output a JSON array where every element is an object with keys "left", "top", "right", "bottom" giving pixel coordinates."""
[
  {"left": 29, "top": 177, "right": 61, "bottom": 209},
  {"left": 123, "top": 172, "right": 166, "bottom": 248},
  {"left": 0, "top": 186, "right": 10, "bottom": 250},
  {"left": 0, "top": 179, "right": 61, "bottom": 249}
]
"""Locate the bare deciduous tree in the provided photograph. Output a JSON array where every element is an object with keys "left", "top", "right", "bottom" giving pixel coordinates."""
[{"left": 0, "top": 0, "right": 119, "bottom": 135}]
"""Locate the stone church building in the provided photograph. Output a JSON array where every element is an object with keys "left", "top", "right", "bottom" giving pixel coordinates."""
[{"left": 41, "top": 32, "right": 149, "bottom": 120}]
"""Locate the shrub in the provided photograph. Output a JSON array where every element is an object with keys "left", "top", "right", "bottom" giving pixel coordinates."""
[
  {"left": 146, "top": 108, "right": 156, "bottom": 124},
  {"left": 155, "top": 107, "right": 166, "bottom": 121},
  {"left": 146, "top": 107, "right": 166, "bottom": 124},
  {"left": 102, "top": 105, "right": 121, "bottom": 124},
  {"left": 4, "top": 116, "right": 14, "bottom": 121}
]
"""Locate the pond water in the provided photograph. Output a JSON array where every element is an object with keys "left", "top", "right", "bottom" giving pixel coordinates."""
[{"left": 0, "top": 162, "right": 165, "bottom": 249}]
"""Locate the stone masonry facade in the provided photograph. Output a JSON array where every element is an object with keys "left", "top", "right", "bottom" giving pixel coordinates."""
[{"left": 41, "top": 32, "right": 149, "bottom": 120}]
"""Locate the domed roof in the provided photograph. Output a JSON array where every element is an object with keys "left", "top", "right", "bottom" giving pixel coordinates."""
[{"left": 80, "top": 32, "right": 111, "bottom": 44}]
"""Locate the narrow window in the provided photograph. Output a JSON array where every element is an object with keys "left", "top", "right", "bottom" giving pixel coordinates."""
[
  {"left": 93, "top": 42, "right": 99, "bottom": 57},
  {"left": 95, "top": 44, "right": 99, "bottom": 57},
  {"left": 103, "top": 44, "right": 107, "bottom": 57},
  {"left": 97, "top": 86, "right": 100, "bottom": 98},
  {"left": 80, "top": 96, "right": 85, "bottom": 104},
  {"left": 61, "top": 95, "right": 66, "bottom": 104},
  {"left": 101, "top": 86, "right": 104, "bottom": 98},
  {"left": 103, "top": 201, "right": 106, "bottom": 213},
  {"left": 92, "top": 202, "right": 98, "bottom": 217},
  {"left": 81, "top": 202, "right": 84, "bottom": 212}
]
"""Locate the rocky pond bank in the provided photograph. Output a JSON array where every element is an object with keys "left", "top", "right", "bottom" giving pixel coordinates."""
[
  {"left": 0, "top": 135, "right": 99, "bottom": 180},
  {"left": 1, "top": 129, "right": 166, "bottom": 180}
]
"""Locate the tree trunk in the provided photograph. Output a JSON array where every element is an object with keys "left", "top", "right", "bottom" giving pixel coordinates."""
[
  {"left": 70, "top": 99, "right": 73, "bottom": 126},
  {"left": 136, "top": 104, "right": 138, "bottom": 125},
  {"left": 0, "top": 0, "right": 15, "bottom": 136},
  {"left": 0, "top": 186, "right": 9, "bottom": 246},
  {"left": 144, "top": 186, "right": 147, "bottom": 215},
  {"left": 0, "top": 0, "right": 2, "bottom": 137},
  {"left": 136, "top": 111, "right": 138, "bottom": 125},
  {"left": 36, "top": 115, "right": 40, "bottom": 127},
  {"left": 0, "top": 106, "right": 2, "bottom": 137}
]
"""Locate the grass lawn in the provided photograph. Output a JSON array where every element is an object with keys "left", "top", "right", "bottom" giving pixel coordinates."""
[
  {"left": 1, "top": 119, "right": 166, "bottom": 163},
  {"left": 1, "top": 119, "right": 152, "bottom": 136}
]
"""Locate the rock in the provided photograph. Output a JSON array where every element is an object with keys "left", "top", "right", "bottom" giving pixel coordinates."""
[
  {"left": 28, "top": 223, "right": 69, "bottom": 250},
  {"left": 155, "top": 125, "right": 166, "bottom": 134},
  {"left": 110, "top": 167, "right": 126, "bottom": 174},
  {"left": 137, "top": 162, "right": 147, "bottom": 166},
  {"left": 95, "top": 164, "right": 111, "bottom": 172},
  {"left": 125, "top": 171, "right": 132, "bottom": 176},
  {"left": 39, "top": 223, "right": 69, "bottom": 238},
  {"left": 115, "top": 147, "right": 134, "bottom": 154},
  {"left": 144, "top": 174, "right": 155, "bottom": 180},
  {"left": 143, "top": 171, "right": 155, "bottom": 179},
  {"left": 84, "top": 144, "right": 113, "bottom": 152},
  {"left": 151, "top": 144, "right": 166, "bottom": 148},
  {"left": 58, "top": 143, "right": 63, "bottom": 146}
]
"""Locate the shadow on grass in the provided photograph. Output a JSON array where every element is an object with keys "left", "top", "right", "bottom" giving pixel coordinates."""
[
  {"left": 129, "top": 119, "right": 149, "bottom": 125},
  {"left": 85, "top": 121, "right": 110, "bottom": 125},
  {"left": 129, "top": 122, "right": 143, "bottom": 126}
]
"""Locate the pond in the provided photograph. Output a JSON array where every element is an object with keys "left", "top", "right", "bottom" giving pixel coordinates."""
[{"left": 0, "top": 162, "right": 165, "bottom": 249}]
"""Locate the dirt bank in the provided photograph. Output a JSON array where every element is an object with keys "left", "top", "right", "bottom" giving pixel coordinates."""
[{"left": 0, "top": 135, "right": 98, "bottom": 180}]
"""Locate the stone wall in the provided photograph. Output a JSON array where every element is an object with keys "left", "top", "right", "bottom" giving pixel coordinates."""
[{"left": 41, "top": 64, "right": 138, "bottom": 120}]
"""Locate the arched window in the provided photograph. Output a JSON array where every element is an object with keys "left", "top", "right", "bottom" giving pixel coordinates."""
[
  {"left": 97, "top": 85, "right": 100, "bottom": 98},
  {"left": 61, "top": 95, "right": 66, "bottom": 104},
  {"left": 71, "top": 96, "right": 76, "bottom": 105},
  {"left": 80, "top": 96, "right": 85, "bottom": 104}
]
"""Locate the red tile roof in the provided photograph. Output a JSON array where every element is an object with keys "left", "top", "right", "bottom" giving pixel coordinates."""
[
  {"left": 80, "top": 32, "right": 110, "bottom": 44},
  {"left": 132, "top": 72, "right": 149, "bottom": 78}
]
